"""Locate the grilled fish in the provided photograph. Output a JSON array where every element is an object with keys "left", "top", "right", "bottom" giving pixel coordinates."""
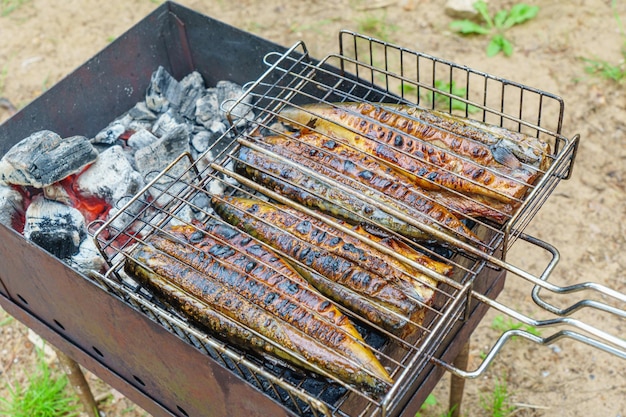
[
  {"left": 236, "top": 145, "right": 481, "bottom": 244},
  {"left": 258, "top": 132, "right": 510, "bottom": 225},
  {"left": 279, "top": 102, "right": 547, "bottom": 204},
  {"left": 124, "top": 222, "right": 392, "bottom": 392},
  {"left": 213, "top": 196, "right": 441, "bottom": 337}
]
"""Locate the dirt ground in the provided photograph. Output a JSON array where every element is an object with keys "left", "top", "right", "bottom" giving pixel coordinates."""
[{"left": 0, "top": 0, "right": 625, "bottom": 416}]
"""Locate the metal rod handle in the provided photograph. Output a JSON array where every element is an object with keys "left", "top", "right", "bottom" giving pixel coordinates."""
[{"left": 431, "top": 328, "right": 626, "bottom": 379}]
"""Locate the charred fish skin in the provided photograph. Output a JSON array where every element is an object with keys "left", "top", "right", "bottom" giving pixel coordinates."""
[
  {"left": 125, "top": 225, "right": 392, "bottom": 392},
  {"left": 162, "top": 222, "right": 359, "bottom": 336},
  {"left": 404, "top": 106, "right": 552, "bottom": 170},
  {"left": 213, "top": 196, "right": 428, "bottom": 337},
  {"left": 215, "top": 194, "right": 450, "bottom": 297},
  {"left": 236, "top": 145, "right": 440, "bottom": 242},
  {"left": 277, "top": 132, "right": 513, "bottom": 224},
  {"left": 257, "top": 133, "right": 483, "bottom": 242},
  {"left": 278, "top": 102, "right": 535, "bottom": 204}
]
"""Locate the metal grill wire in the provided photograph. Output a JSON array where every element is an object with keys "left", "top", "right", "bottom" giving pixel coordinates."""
[
  {"left": 89, "top": 39, "right": 510, "bottom": 417},
  {"left": 91, "top": 132, "right": 481, "bottom": 417},
  {"left": 89, "top": 36, "right": 626, "bottom": 417},
  {"left": 332, "top": 31, "right": 580, "bottom": 253}
]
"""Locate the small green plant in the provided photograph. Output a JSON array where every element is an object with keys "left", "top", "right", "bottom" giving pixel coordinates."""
[
  {"left": 582, "top": 0, "right": 626, "bottom": 82},
  {"left": 450, "top": 1, "right": 539, "bottom": 57},
  {"left": 1, "top": 0, "right": 28, "bottom": 17},
  {"left": 0, "top": 349, "right": 80, "bottom": 417},
  {"left": 480, "top": 375, "right": 516, "bottom": 417},
  {"left": 404, "top": 80, "right": 480, "bottom": 113},
  {"left": 491, "top": 314, "right": 541, "bottom": 337},
  {"left": 415, "top": 393, "right": 455, "bottom": 417},
  {"left": 0, "top": 314, "right": 14, "bottom": 326}
]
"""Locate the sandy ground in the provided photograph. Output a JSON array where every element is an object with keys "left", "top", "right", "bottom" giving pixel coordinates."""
[{"left": 0, "top": 0, "right": 625, "bottom": 416}]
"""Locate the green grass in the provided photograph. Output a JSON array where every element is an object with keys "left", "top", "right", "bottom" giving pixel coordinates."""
[
  {"left": 356, "top": 12, "right": 397, "bottom": 42},
  {"left": 403, "top": 80, "right": 480, "bottom": 113},
  {"left": 491, "top": 314, "right": 541, "bottom": 337},
  {"left": 480, "top": 375, "right": 516, "bottom": 417},
  {"left": 415, "top": 394, "right": 455, "bottom": 417},
  {"left": 0, "top": 349, "right": 80, "bottom": 417},
  {"left": 0, "top": 315, "right": 14, "bottom": 326},
  {"left": 0, "top": 0, "right": 28, "bottom": 17},
  {"left": 449, "top": 0, "right": 539, "bottom": 57},
  {"left": 582, "top": 0, "right": 626, "bottom": 82}
]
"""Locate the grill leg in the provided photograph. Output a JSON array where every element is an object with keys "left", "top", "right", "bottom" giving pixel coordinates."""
[
  {"left": 55, "top": 349, "right": 100, "bottom": 417},
  {"left": 448, "top": 341, "right": 470, "bottom": 417}
]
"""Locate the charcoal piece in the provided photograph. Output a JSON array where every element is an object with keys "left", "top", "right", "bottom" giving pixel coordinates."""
[
  {"left": 178, "top": 71, "right": 207, "bottom": 120},
  {"left": 145, "top": 66, "right": 182, "bottom": 113},
  {"left": 195, "top": 89, "right": 220, "bottom": 129},
  {"left": 93, "top": 121, "right": 127, "bottom": 145},
  {"left": 127, "top": 119, "right": 154, "bottom": 134},
  {"left": 216, "top": 80, "right": 254, "bottom": 126},
  {"left": 128, "top": 101, "right": 157, "bottom": 121},
  {"left": 0, "top": 131, "right": 98, "bottom": 188},
  {"left": 23, "top": 196, "right": 87, "bottom": 259},
  {"left": 0, "top": 183, "right": 24, "bottom": 228},
  {"left": 43, "top": 183, "right": 73, "bottom": 206},
  {"left": 152, "top": 108, "right": 187, "bottom": 138},
  {"left": 69, "top": 236, "right": 106, "bottom": 275},
  {"left": 75, "top": 145, "right": 144, "bottom": 204},
  {"left": 134, "top": 125, "right": 190, "bottom": 175},
  {"left": 190, "top": 120, "right": 227, "bottom": 154},
  {"left": 127, "top": 128, "right": 159, "bottom": 149}
]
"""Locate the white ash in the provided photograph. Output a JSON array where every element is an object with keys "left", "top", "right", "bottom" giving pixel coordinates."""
[
  {"left": 146, "top": 178, "right": 189, "bottom": 208},
  {"left": 43, "top": 183, "right": 73, "bottom": 206},
  {"left": 215, "top": 80, "right": 255, "bottom": 127},
  {"left": 127, "top": 119, "right": 155, "bottom": 134},
  {"left": 134, "top": 124, "right": 190, "bottom": 175},
  {"left": 107, "top": 201, "right": 152, "bottom": 238},
  {"left": 75, "top": 145, "right": 144, "bottom": 205},
  {"left": 24, "top": 195, "right": 87, "bottom": 259},
  {"left": 145, "top": 66, "right": 182, "bottom": 113},
  {"left": 0, "top": 131, "right": 98, "bottom": 188},
  {"left": 195, "top": 91, "right": 221, "bottom": 129},
  {"left": 92, "top": 117, "right": 131, "bottom": 145},
  {"left": 151, "top": 108, "right": 188, "bottom": 138},
  {"left": 69, "top": 236, "right": 106, "bottom": 276},
  {"left": 190, "top": 120, "right": 227, "bottom": 154},
  {"left": 178, "top": 71, "right": 207, "bottom": 121},
  {"left": 0, "top": 183, "right": 23, "bottom": 227},
  {"left": 128, "top": 101, "right": 157, "bottom": 122},
  {"left": 127, "top": 128, "right": 159, "bottom": 150}
]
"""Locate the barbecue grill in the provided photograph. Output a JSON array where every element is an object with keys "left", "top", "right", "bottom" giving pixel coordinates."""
[{"left": 0, "top": 3, "right": 624, "bottom": 417}]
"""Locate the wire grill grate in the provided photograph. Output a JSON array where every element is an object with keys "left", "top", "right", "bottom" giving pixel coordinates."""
[{"left": 91, "top": 33, "right": 625, "bottom": 417}]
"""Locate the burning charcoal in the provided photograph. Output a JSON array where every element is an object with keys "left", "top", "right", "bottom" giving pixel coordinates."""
[
  {"left": 75, "top": 145, "right": 144, "bottom": 206},
  {"left": 43, "top": 183, "right": 73, "bottom": 206},
  {"left": 178, "top": 71, "right": 207, "bottom": 120},
  {"left": 134, "top": 125, "right": 190, "bottom": 175},
  {"left": 190, "top": 120, "right": 227, "bottom": 154},
  {"left": 93, "top": 121, "right": 127, "bottom": 145},
  {"left": 128, "top": 101, "right": 157, "bottom": 122},
  {"left": 69, "top": 236, "right": 106, "bottom": 275},
  {"left": 24, "top": 195, "right": 87, "bottom": 259},
  {"left": 127, "top": 128, "right": 159, "bottom": 150},
  {"left": 216, "top": 80, "right": 254, "bottom": 126},
  {"left": 152, "top": 108, "right": 187, "bottom": 138},
  {"left": 0, "top": 183, "right": 24, "bottom": 228},
  {"left": 194, "top": 90, "right": 220, "bottom": 129},
  {"left": 145, "top": 66, "right": 182, "bottom": 113},
  {"left": 0, "top": 131, "right": 98, "bottom": 188}
]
